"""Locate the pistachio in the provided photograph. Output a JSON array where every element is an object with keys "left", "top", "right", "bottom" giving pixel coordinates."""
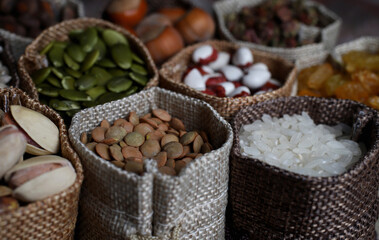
[
  {"left": 163, "top": 142, "right": 183, "bottom": 159},
  {"left": 104, "top": 126, "right": 127, "bottom": 144},
  {"left": 4, "top": 155, "right": 76, "bottom": 202},
  {"left": 180, "top": 131, "right": 198, "bottom": 145},
  {"left": 0, "top": 125, "right": 26, "bottom": 178},
  {"left": 92, "top": 127, "right": 107, "bottom": 143},
  {"left": 10, "top": 105, "right": 59, "bottom": 155},
  {"left": 124, "top": 132, "right": 145, "bottom": 147},
  {"left": 140, "top": 139, "right": 161, "bottom": 158},
  {"left": 95, "top": 143, "right": 111, "bottom": 160},
  {"left": 159, "top": 166, "right": 176, "bottom": 176},
  {"left": 122, "top": 146, "right": 143, "bottom": 159}
]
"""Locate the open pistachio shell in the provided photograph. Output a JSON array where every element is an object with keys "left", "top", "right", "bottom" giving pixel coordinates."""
[
  {"left": 10, "top": 105, "right": 60, "bottom": 155},
  {"left": 4, "top": 155, "right": 76, "bottom": 202},
  {"left": 0, "top": 125, "right": 27, "bottom": 178}
]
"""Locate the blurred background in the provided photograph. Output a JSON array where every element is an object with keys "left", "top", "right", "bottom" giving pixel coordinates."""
[{"left": 83, "top": 0, "right": 379, "bottom": 44}]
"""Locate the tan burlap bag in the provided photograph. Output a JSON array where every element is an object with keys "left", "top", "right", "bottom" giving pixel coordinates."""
[
  {"left": 229, "top": 96, "right": 379, "bottom": 239},
  {"left": 17, "top": 18, "right": 158, "bottom": 101},
  {"left": 0, "top": 0, "right": 85, "bottom": 59},
  {"left": 214, "top": 0, "right": 341, "bottom": 62},
  {"left": 69, "top": 87, "right": 233, "bottom": 239},
  {"left": 0, "top": 36, "right": 20, "bottom": 87},
  {"left": 0, "top": 87, "right": 83, "bottom": 239},
  {"left": 159, "top": 40, "right": 296, "bottom": 122}
]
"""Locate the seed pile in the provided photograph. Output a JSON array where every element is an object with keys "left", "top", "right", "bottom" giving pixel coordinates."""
[
  {"left": 0, "top": 46, "right": 11, "bottom": 88},
  {"left": 31, "top": 27, "right": 149, "bottom": 120},
  {"left": 239, "top": 112, "right": 363, "bottom": 177},
  {"left": 82, "top": 109, "right": 213, "bottom": 176}
]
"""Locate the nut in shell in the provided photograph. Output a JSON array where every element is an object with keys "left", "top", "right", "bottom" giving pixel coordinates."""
[
  {"left": 4, "top": 155, "right": 76, "bottom": 202},
  {"left": 10, "top": 105, "right": 60, "bottom": 155}
]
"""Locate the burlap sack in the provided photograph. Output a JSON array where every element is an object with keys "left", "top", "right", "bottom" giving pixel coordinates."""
[
  {"left": 159, "top": 40, "right": 296, "bottom": 122},
  {"left": 68, "top": 87, "right": 233, "bottom": 239},
  {"left": 0, "top": 87, "right": 83, "bottom": 239},
  {"left": 213, "top": 0, "right": 341, "bottom": 62},
  {"left": 0, "top": 36, "right": 20, "bottom": 87},
  {"left": 229, "top": 96, "right": 379, "bottom": 239},
  {"left": 0, "top": 0, "right": 85, "bottom": 59},
  {"left": 17, "top": 18, "right": 158, "bottom": 101}
]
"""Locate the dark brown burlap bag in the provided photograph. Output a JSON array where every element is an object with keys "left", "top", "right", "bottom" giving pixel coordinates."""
[
  {"left": 0, "top": 87, "right": 83, "bottom": 239},
  {"left": 69, "top": 87, "right": 233, "bottom": 239},
  {"left": 229, "top": 96, "right": 379, "bottom": 239}
]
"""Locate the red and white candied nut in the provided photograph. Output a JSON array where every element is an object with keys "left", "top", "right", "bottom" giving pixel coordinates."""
[
  {"left": 260, "top": 79, "right": 281, "bottom": 91},
  {"left": 247, "top": 62, "right": 269, "bottom": 72},
  {"left": 203, "top": 73, "right": 226, "bottom": 88},
  {"left": 183, "top": 68, "right": 206, "bottom": 91},
  {"left": 220, "top": 65, "right": 244, "bottom": 82},
  {"left": 201, "top": 88, "right": 217, "bottom": 96},
  {"left": 230, "top": 86, "right": 251, "bottom": 97},
  {"left": 232, "top": 47, "right": 253, "bottom": 68},
  {"left": 242, "top": 69, "right": 271, "bottom": 89},
  {"left": 214, "top": 82, "right": 235, "bottom": 97},
  {"left": 192, "top": 45, "right": 218, "bottom": 65},
  {"left": 207, "top": 51, "right": 230, "bottom": 70}
]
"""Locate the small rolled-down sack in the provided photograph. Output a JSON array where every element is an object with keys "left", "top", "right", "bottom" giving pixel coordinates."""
[
  {"left": 69, "top": 87, "right": 233, "bottom": 239},
  {"left": 229, "top": 96, "right": 379, "bottom": 239},
  {"left": 0, "top": 87, "right": 83, "bottom": 240}
]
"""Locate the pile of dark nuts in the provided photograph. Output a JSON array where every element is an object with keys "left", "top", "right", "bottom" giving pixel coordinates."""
[
  {"left": 0, "top": 0, "right": 78, "bottom": 38},
  {"left": 225, "top": 0, "right": 333, "bottom": 48},
  {"left": 81, "top": 109, "right": 213, "bottom": 176}
]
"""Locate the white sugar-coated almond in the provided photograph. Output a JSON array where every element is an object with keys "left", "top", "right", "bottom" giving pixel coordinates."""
[
  {"left": 201, "top": 66, "right": 214, "bottom": 74},
  {"left": 219, "top": 82, "right": 235, "bottom": 96},
  {"left": 220, "top": 65, "right": 244, "bottom": 82},
  {"left": 232, "top": 47, "right": 253, "bottom": 67},
  {"left": 184, "top": 68, "right": 206, "bottom": 90},
  {"left": 192, "top": 45, "right": 214, "bottom": 63},
  {"left": 230, "top": 86, "right": 251, "bottom": 97},
  {"left": 247, "top": 62, "right": 269, "bottom": 72},
  {"left": 268, "top": 78, "right": 281, "bottom": 87},
  {"left": 207, "top": 51, "right": 230, "bottom": 70},
  {"left": 242, "top": 69, "right": 271, "bottom": 89},
  {"left": 254, "top": 90, "right": 267, "bottom": 95}
]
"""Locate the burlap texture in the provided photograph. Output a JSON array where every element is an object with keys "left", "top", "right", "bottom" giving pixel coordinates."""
[
  {"left": 229, "top": 96, "right": 379, "bottom": 239},
  {"left": 69, "top": 87, "right": 233, "bottom": 239},
  {"left": 0, "top": 87, "right": 83, "bottom": 239},
  {"left": 333, "top": 36, "right": 379, "bottom": 63},
  {"left": 213, "top": 0, "right": 341, "bottom": 62},
  {"left": 159, "top": 40, "right": 296, "bottom": 122},
  {"left": 0, "top": 0, "right": 85, "bottom": 59},
  {"left": 0, "top": 36, "right": 20, "bottom": 88},
  {"left": 17, "top": 18, "right": 158, "bottom": 101}
]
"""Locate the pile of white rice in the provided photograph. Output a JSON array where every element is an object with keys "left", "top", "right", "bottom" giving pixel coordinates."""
[{"left": 239, "top": 112, "right": 364, "bottom": 177}]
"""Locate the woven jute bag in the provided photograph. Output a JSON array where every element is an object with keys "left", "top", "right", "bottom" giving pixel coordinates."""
[
  {"left": 159, "top": 40, "right": 297, "bottom": 122},
  {"left": 213, "top": 0, "right": 341, "bottom": 62},
  {"left": 229, "top": 96, "right": 379, "bottom": 239},
  {"left": 0, "top": 87, "right": 83, "bottom": 239},
  {"left": 0, "top": 0, "right": 85, "bottom": 59},
  {"left": 69, "top": 87, "right": 233, "bottom": 239},
  {"left": 17, "top": 18, "right": 159, "bottom": 100},
  {"left": 0, "top": 36, "right": 20, "bottom": 88}
]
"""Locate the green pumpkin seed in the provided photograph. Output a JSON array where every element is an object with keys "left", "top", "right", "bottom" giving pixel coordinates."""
[
  {"left": 93, "top": 38, "right": 107, "bottom": 60},
  {"left": 31, "top": 67, "right": 51, "bottom": 84},
  {"left": 82, "top": 101, "right": 98, "bottom": 108},
  {"left": 123, "top": 85, "right": 139, "bottom": 96},
  {"left": 107, "top": 77, "right": 132, "bottom": 93},
  {"left": 37, "top": 84, "right": 60, "bottom": 97},
  {"left": 40, "top": 42, "right": 54, "bottom": 55},
  {"left": 131, "top": 63, "right": 148, "bottom": 75},
  {"left": 51, "top": 67, "right": 66, "bottom": 79},
  {"left": 111, "top": 44, "right": 132, "bottom": 69},
  {"left": 39, "top": 97, "right": 49, "bottom": 106},
  {"left": 132, "top": 52, "right": 144, "bottom": 64},
  {"left": 97, "top": 58, "right": 116, "bottom": 68},
  {"left": 69, "top": 29, "right": 83, "bottom": 41},
  {"left": 95, "top": 26, "right": 105, "bottom": 33},
  {"left": 66, "top": 109, "right": 81, "bottom": 117},
  {"left": 86, "top": 86, "right": 107, "bottom": 100},
  {"left": 63, "top": 53, "right": 80, "bottom": 71},
  {"left": 49, "top": 99, "right": 80, "bottom": 111},
  {"left": 102, "top": 29, "right": 128, "bottom": 46},
  {"left": 59, "top": 89, "right": 92, "bottom": 101},
  {"left": 47, "top": 76, "right": 62, "bottom": 88},
  {"left": 53, "top": 41, "right": 68, "bottom": 49},
  {"left": 66, "top": 43, "right": 86, "bottom": 63},
  {"left": 79, "top": 27, "right": 98, "bottom": 53},
  {"left": 129, "top": 72, "right": 148, "bottom": 86},
  {"left": 48, "top": 46, "right": 64, "bottom": 67},
  {"left": 76, "top": 74, "right": 98, "bottom": 91},
  {"left": 61, "top": 76, "right": 76, "bottom": 90},
  {"left": 81, "top": 49, "right": 100, "bottom": 71},
  {"left": 96, "top": 92, "right": 124, "bottom": 104},
  {"left": 109, "top": 68, "right": 127, "bottom": 77},
  {"left": 90, "top": 67, "right": 113, "bottom": 86},
  {"left": 65, "top": 67, "right": 82, "bottom": 78}
]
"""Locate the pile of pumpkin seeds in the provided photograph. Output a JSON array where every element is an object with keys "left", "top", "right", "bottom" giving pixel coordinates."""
[
  {"left": 31, "top": 27, "right": 150, "bottom": 120},
  {"left": 81, "top": 109, "right": 213, "bottom": 176}
]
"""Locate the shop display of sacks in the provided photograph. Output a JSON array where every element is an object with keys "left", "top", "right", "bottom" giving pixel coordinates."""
[
  {"left": 159, "top": 40, "right": 296, "bottom": 122},
  {"left": 0, "top": 87, "right": 83, "bottom": 239},
  {"left": 214, "top": 0, "right": 341, "bottom": 62},
  {"left": 69, "top": 87, "right": 233, "bottom": 239},
  {"left": 229, "top": 96, "right": 379, "bottom": 239}
]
